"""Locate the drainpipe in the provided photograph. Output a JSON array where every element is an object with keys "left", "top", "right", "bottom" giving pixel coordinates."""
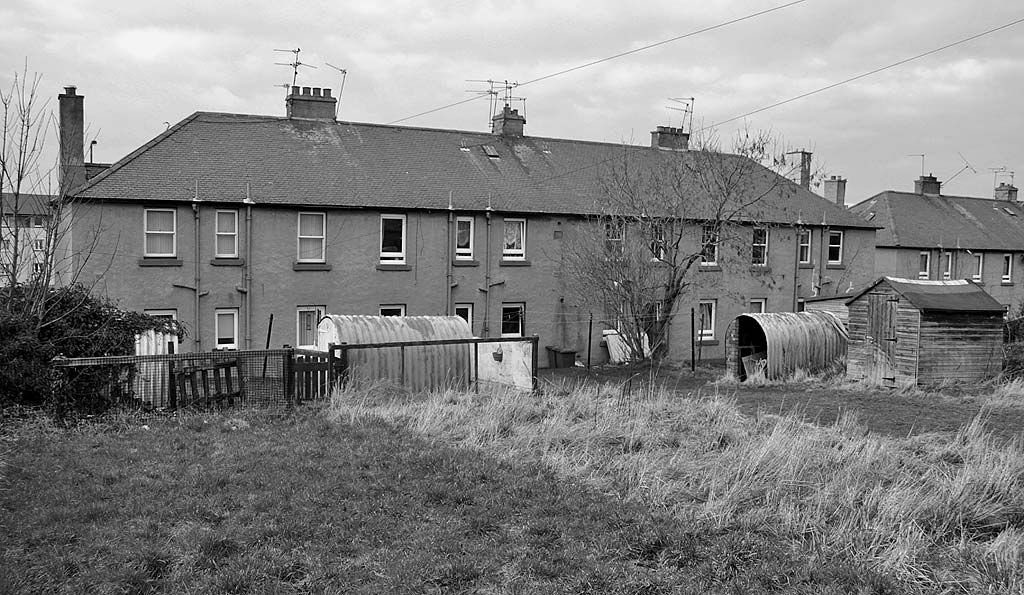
[
  {"left": 446, "top": 191, "right": 453, "bottom": 316},
  {"left": 792, "top": 226, "right": 800, "bottom": 311},
  {"left": 244, "top": 184, "right": 254, "bottom": 348},
  {"left": 482, "top": 206, "right": 492, "bottom": 336},
  {"left": 192, "top": 186, "right": 202, "bottom": 351}
]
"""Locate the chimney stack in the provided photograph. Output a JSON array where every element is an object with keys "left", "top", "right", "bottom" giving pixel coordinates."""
[
  {"left": 995, "top": 181, "right": 1019, "bottom": 202},
  {"left": 650, "top": 126, "right": 689, "bottom": 151},
  {"left": 58, "top": 86, "right": 86, "bottom": 194},
  {"left": 823, "top": 175, "right": 847, "bottom": 208},
  {"left": 914, "top": 174, "right": 941, "bottom": 195},
  {"left": 786, "top": 150, "right": 812, "bottom": 189},
  {"left": 286, "top": 86, "right": 337, "bottom": 120},
  {"left": 491, "top": 104, "right": 525, "bottom": 137}
]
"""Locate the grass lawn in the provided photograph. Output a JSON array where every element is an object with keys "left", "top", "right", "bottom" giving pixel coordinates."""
[{"left": 1, "top": 407, "right": 887, "bottom": 594}]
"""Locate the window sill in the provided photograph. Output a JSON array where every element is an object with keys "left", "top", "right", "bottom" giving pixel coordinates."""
[
  {"left": 210, "top": 257, "right": 244, "bottom": 266},
  {"left": 293, "top": 262, "right": 332, "bottom": 271},
  {"left": 825, "top": 263, "right": 845, "bottom": 270},
  {"left": 376, "top": 263, "right": 412, "bottom": 271},
  {"left": 500, "top": 259, "right": 531, "bottom": 267},
  {"left": 697, "top": 339, "right": 720, "bottom": 346},
  {"left": 1002, "top": 281, "right": 1015, "bottom": 286},
  {"left": 798, "top": 263, "right": 813, "bottom": 269},
  {"left": 139, "top": 257, "right": 183, "bottom": 267},
  {"left": 750, "top": 265, "right": 771, "bottom": 273},
  {"left": 699, "top": 265, "right": 722, "bottom": 272},
  {"left": 452, "top": 259, "right": 480, "bottom": 267}
]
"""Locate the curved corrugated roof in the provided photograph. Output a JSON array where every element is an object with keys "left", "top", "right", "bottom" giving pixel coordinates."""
[{"left": 728, "top": 311, "right": 848, "bottom": 380}]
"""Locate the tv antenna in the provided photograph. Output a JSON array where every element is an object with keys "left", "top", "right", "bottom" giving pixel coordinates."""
[
  {"left": 907, "top": 154, "right": 925, "bottom": 177},
  {"left": 666, "top": 97, "right": 694, "bottom": 134},
  {"left": 989, "top": 166, "right": 1016, "bottom": 188},
  {"left": 274, "top": 47, "right": 317, "bottom": 87},
  {"left": 943, "top": 152, "right": 977, "bottom": 187},
  {"left": 466, "top": 79, "right": 524, "bottom": 128},
  {"left": 324, "top": 63, "right": 348, "bottom": 117}
]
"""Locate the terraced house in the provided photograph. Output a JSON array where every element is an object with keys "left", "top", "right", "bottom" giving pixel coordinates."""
[
  {"left": 61, "top": 85, "right": 876, "bottom": 365},
  {"left": 851, "top": 174, "right": 1024, "bottom": 312}
]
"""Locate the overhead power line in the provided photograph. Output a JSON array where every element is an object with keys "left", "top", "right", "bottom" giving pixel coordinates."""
[{"left": 387, "top": 0, "right": 809, "bottom": 125}]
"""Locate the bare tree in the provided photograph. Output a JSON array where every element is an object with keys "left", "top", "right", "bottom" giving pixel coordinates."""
[{"left": 564, "top": 127, "right": 801, "bottom": 362}]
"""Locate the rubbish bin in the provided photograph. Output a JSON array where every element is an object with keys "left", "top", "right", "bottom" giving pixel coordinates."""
[{"left": 546, "top": 346, "right": 577, "bottom": 368}]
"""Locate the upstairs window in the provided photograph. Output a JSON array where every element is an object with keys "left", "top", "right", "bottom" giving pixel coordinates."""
[
  {"left": 215, "top": 210, "right": 238, "bottom": 258},
  {"left": 941, "top": 251, "right": 952, "bottom": 280},
  {"left": 144, "top": 208, "right": 176, "bottom": 257},
  {"left": 297, "top": 212, "right": 326, "bottom": 262},
  {"left": 827, "top": 230, "right": 844, "bottom": 264},
  {"left": 380, "top": 214, "right": 406, "bottom": 263},
  {"left": 972, "top": 253, "right": 983, "bottom": 282},
  {"left": 455, "top": 216, "right": 474, "bottom": 260},
  {"left": 649, "top": 221, "right": 667, "bottom": 261},
  {"left": 503, "top": 218, "right": 526, "bottom": 260},
  {"left": 751, "top": 227, "right": 768, "bottom": 266},
  {"left": 604, "top": 218, "right": 624, "bottom": 256},
  {"left": 700, "top": 225, "right": 719, "bottom": 266},
  {"left": 1003, "top": 254, "right": 1013, "bottom": 283},
  {"left": 797, "top": 229, "right": 811, "bottom": 264},
  {"left": 918, "top": 251, "right": 931, "bottom": 280}
]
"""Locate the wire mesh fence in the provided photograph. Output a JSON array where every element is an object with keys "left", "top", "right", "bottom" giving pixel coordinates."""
[{"left": 52, "top": 349, "right": 335, "bottom": 409}]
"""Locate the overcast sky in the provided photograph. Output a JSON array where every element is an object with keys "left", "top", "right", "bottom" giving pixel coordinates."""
[{"left": 3, "top": 0, "right": 1022, "bottom": 203}]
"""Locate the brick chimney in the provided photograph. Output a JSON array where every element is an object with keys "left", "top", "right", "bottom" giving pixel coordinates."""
[
  {"left": 914, "top": 174, "right": 941, "bottom": 195},
  {"left": 286, "top": 86, "right": 336, "bottom": 120},
  {"left": 650, "top": 126, "right": 689, "bottom": 151},
  {"left": 995, "top": 182, "right": 1019, "bottom": 202},
  {"left": 823, "top": 175, "right": 847, "bottom": 207},
  {"left": 491, "top": 104, "right": 525, "bottom": 137},
  {"left": 58, "top": 86, "right": 86, "bottom": 193}
]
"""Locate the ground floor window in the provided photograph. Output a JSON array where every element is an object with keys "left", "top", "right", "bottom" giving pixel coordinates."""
[
  {"left": 143, "top": 309, "right": 179, "bottom": 353},
  {"left": 215, "top": 309, "right": 238, "bottom": 350},
  {"left": 297, "top": 305, "right": 325, "bottom": 348},
  {"left": 748, "top": 298, "right": 766, "bottom": 313},
  {"left": 454, "top": 303, "right": 474, "bottom": 333},
  {"left": 501, "top": 303, "right": 525, "bottom": 337},
  {"left": 379, "top": 304, "right": 406, "bottom": 317},
  {"left": 698, "top": 300, "right": 716, "bottom": 340}
]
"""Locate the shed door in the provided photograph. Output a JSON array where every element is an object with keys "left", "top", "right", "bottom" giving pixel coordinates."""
[{"left": 866, "top": 292, "right": 898, "bottom": 386}]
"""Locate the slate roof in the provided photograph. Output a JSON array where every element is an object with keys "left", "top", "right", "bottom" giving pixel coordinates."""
[
  {"left": 846, "top": 276, "right": 1005, "bottom": 313},
  {"left": 74, "top": 111, "right": 873, "bottom": 227},
  {"left": 850, "top": 190, "right": 1024, "bottom": 250}
]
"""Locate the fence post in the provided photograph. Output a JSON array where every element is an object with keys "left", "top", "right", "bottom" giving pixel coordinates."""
[
  {"left": 400, "top": 345, "right": 406, "bottom": 389},
  {"left": 531, "top": 335, "right": 540, "bottom": 392},
  {"left": 168, "top": 360, "right": 177, "bottom": 410},
  {"left": 473, "top": 342, "right": 479, "bottom": 394},
  {"left": 283, "top": 349, "right": 295, "bottom": 407}
]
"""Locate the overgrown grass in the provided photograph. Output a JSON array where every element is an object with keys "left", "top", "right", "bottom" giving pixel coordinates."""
[{"left": 331, "top": 382, "right": 1024, "bottom": 593}]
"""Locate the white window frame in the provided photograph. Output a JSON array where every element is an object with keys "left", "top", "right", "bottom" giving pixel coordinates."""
[
  {"left": 500, "top": 303, "right": 525, "bottom": 337},
  {"left": 215, "top": 308, "right": 239, "bottom": 351},
  {"left": 297, "top": 212, "right": 326, "bottom": 263},
  {"left": 749, "top": 298, "right": 766, "bottom": 313},
  {"left": 215, "top": 209, "right": 239, "bottom": 258},
  {"left": 502, "top": 218, "right": 526, "bottom": 260},
  {"left": 918, "top": 251, "right": 931, "bottom": 280},
  {"left": 751, "top": 227, "right": 768, "bottom": 266},
  {"left": 455, "top": 216, "right": 474, "bottom": 260},
  {"left": 700, "top": 225, "right": 719, "bottom": 266},
  {"left": 698, "top": 299, "right": 716, "bottom": 340},
  {"left": 797, "top": 229, "right": 811, "bottom": 264},
  {"left": 144, "top": 208, "right": 176, "bottom": 257},
  {"left": 827, "top": 230, "right": 844, "bottom": 265},
  {"left": 973, "top": 253, "right": 983, "bottom": 282},
  {"left": 379, "top": 304, "right": 406, "bottom": 317},
  {"left": 649, "top": 221, "right": 667, "bottom": 261},
  {"left": 380, "top": 214, "right": 407, "bottom": 263},
  {"left": 604, "top": 218, "right": 625, "bottom": 256},
  {"left": 1003, "top": 254, "right": 1013, "bottom": 283},
  {"left": 942, "top": 251, "right": 952, "bottom": 280},
  {"left": 454, "top": 303, "right": 474, "bottom": 332},
  {"left": 296, "top": 305, "right": 326, "bottom": 349}
]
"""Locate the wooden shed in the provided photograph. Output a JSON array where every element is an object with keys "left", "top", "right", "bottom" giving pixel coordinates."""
[
  {"left": 845, "top": 277, "right": 1005, "bottom": 387},
  {"left": 725, "top": 311, "right": 848, "bottom": 381}
]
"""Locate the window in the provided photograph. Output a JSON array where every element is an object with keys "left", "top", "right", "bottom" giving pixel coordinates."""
[
  {"left": 749, "top": 298, "right": 766, "bottom": 313},
  {"left": 751, "top": 227, "right": 768, "bottom": 266},
  {"left": 297, "top": 306, "right": 325, "bottom": 348},
  {"left": 32, "top": 238, "right": 45, "bottom": 252},
  {"left": 455, "top": 216, "right": 474, "bottom": 260},
  {"left": 144, "top": 208, "right": 176, "bottom": 257},
  {"left": 604, "top": 218, "right": 624, "bottom": 256},
  {"left": 649, "top": 221, "right": 667, "bottom": 261},
  {"left": 918, "top": 251, "right": 931, "bottom": 280},
  {"left": 215, "top": 309, "right": 238, "bottom": 350},
  {"left": 797, "top": 229, "right": 811, "bottom": 264},
  {"left": 502, "top": 218, "right": 526, "bottom": 259},
  {"left": 501, "top": 303, "right": 525, "bottom": 337},
  {"left": 380, "top": 214, "right": 406, "bottom": 263},
  {"left": 32, "top": 262, "right": 43, "bottom": 274},
  {"left": 1003, "top": 254, "right": 1013, "bottom": 283},
  {"left": 698, "top": 300, "right": 716, "bottom": 340},
  {"left": 215, "top": 210, "right": 238, "bottom": 258},
  {"left": 379, "top": 304, "right": 406, "bottom": 317},
  {"left": 973, "top": 253, "right": 983, "bottom": 282},
  {"left": 454, "top": 303, "right": 474, "bottom": 332},
  {"left": 144, "top": 309, "right": 179, "bottom": 352},
  {"left": 941, "top": 251, "right": 952, "bottom": 280},
  {"left": 297, "top": 212, "right": 326, "bottom": 262},
  {"left": 827, "top": 230, "right": 843, "bottom": 264},
  {"left": 700, "top": 225, "right": 719, "bottom": 265}
]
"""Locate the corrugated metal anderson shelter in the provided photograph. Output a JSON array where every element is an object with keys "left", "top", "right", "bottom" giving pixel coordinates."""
[
  {"left": 845, "top": 277, "right": 1005, "bottom": 387},
  {"left": 725, "top": 311, "right": 848, "bottom": 381},
  {"left": 317, "top": 315, "right": 473, "bottom": 391}
]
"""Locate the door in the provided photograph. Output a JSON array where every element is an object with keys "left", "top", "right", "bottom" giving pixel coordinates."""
[{"left": 865, "top": 292, "right": 898, "bottom": 386}]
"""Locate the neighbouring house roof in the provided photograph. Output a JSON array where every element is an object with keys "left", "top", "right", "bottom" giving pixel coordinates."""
[
  {"left": 851, "top": 190, "right": 1024, "bottom": 250},
  {"left": 72, "top": 111, "right": 874, "bottom": 228},
  {"left": 845, "top": 276, "right": 1005, "bottom": 313}
]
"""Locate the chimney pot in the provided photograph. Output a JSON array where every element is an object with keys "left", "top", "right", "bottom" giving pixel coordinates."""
[
  {"left": 312, "top": 87, "right": 321, "bottom": 97},
  {"left": 291, "top": 85, "right": 299, "bottom": 94},
  {"left": 301, "top": 86, "right": 311, "bottom": 95},
  {"left": 323, "top": 88, "right": 332, "bottom": 98},
  {"left": 63, "top": 85, "right": 77, "bottom": 95}
]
